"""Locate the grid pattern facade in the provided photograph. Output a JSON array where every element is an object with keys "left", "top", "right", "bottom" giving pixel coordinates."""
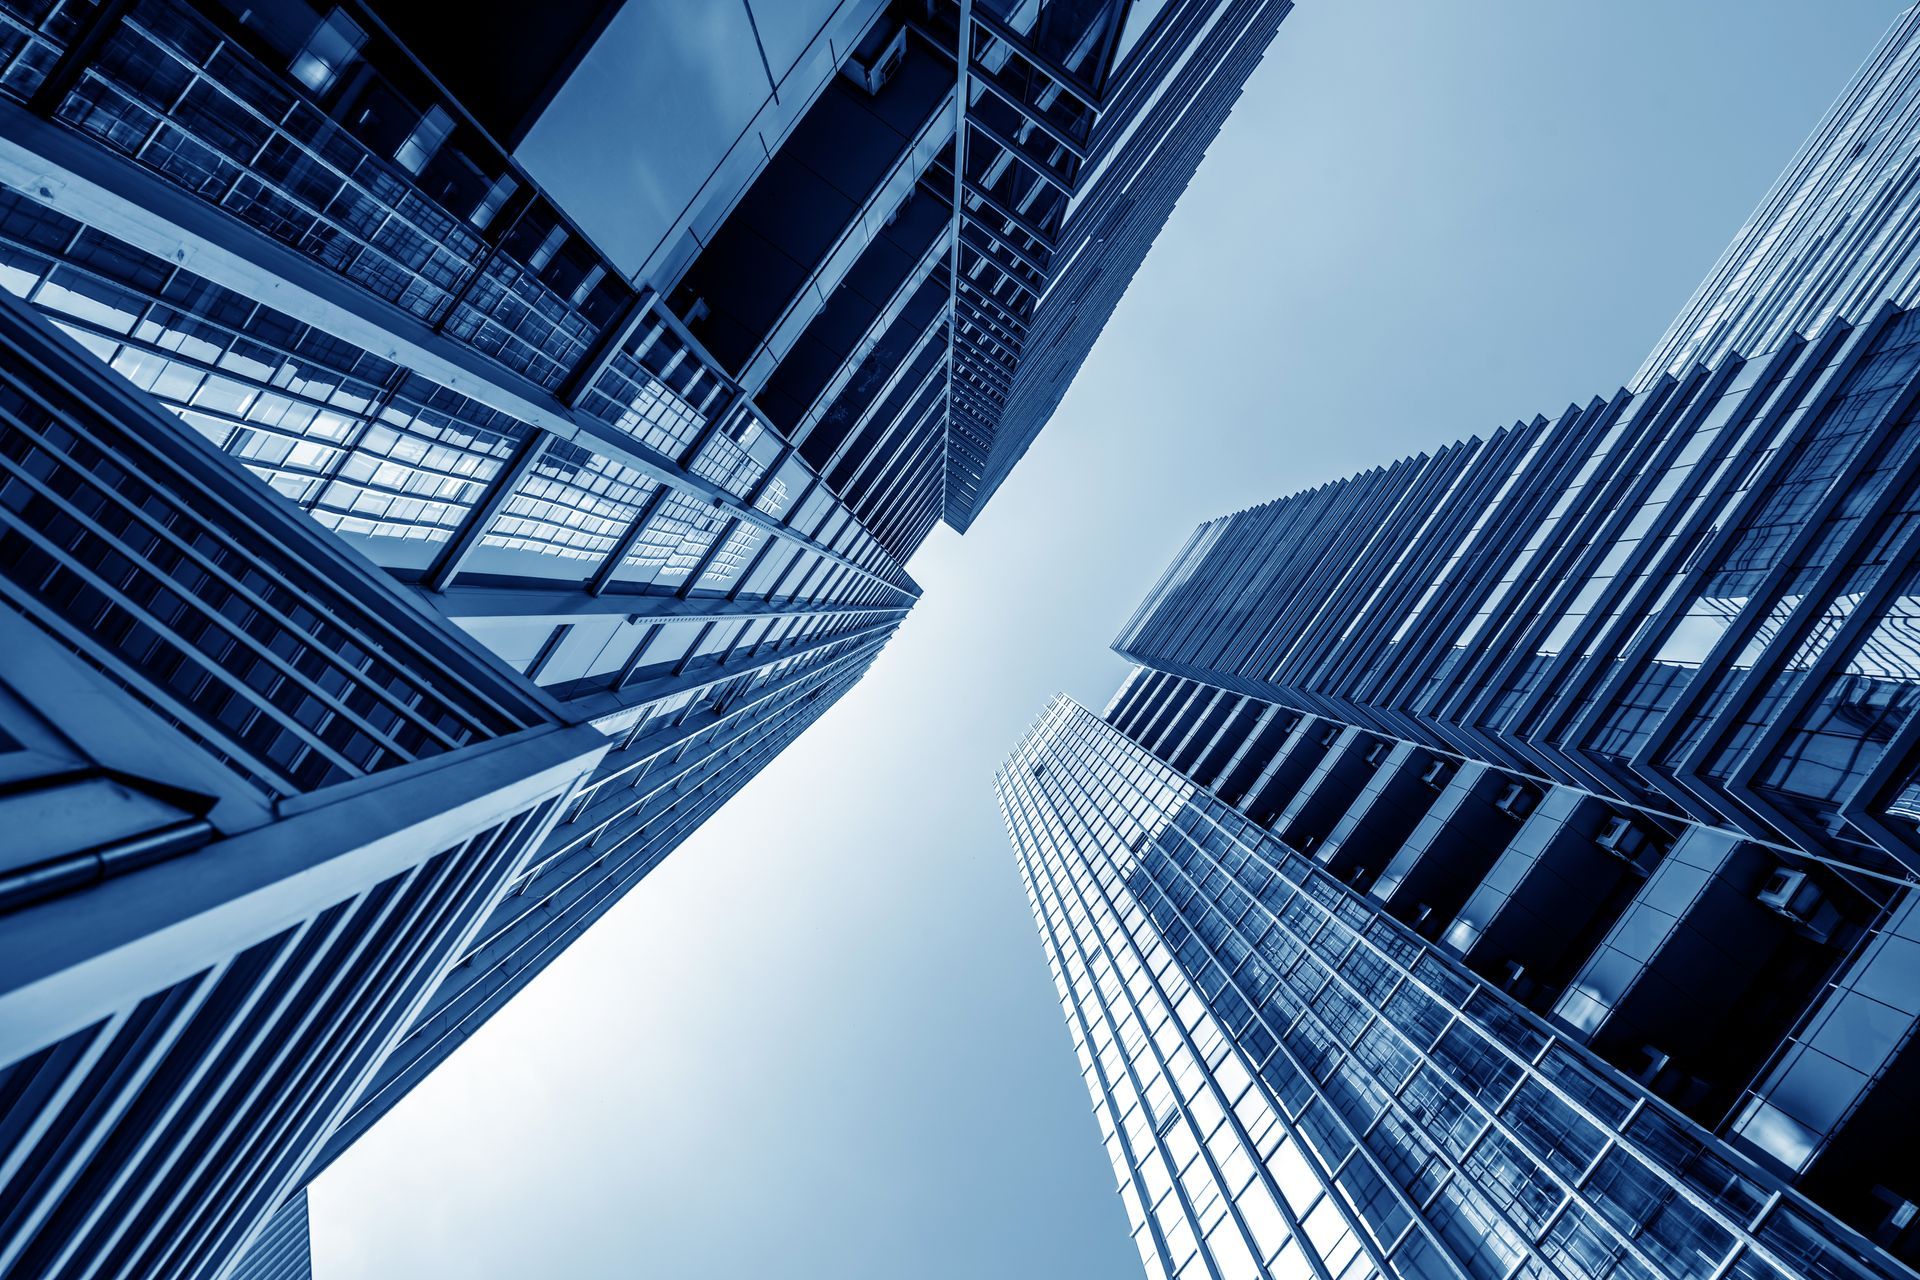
[
  {"left": 1001, "top": 699, "right": 1911, "bottom": 1280},
  {"left": 1008, "top": 9, "right": 1920, "bottom": 1278},
  {"left": 0, "top": 0, "right": 1298, "bottom": 562},
  {"left": 0, "top": 285, "right": 605, "bottom": 1280},
  {"left": 664, "top": 0, "right": 1297, "bottom": 542},
  {"left": 0, "top": 0, "right": 1293, "bottom": 1274}
]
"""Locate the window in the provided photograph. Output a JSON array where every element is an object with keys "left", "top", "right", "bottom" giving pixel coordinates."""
[
  {"left": 289, "top": 9, "right": 366, "bottom": 95},
  {"left": 396, "top": 104, "right": 456, "bottom": 175}
]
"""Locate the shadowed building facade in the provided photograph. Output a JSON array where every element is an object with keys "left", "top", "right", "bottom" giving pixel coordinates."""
[
  {"left": 0, "top": 0, "right": 1296, "bottom": 1276},
  {"left": 1001, "top": 8, "right": 1920, "bottom": 1280}
]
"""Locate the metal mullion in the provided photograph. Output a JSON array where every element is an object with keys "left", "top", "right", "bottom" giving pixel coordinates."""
[
  {"left": 1162, "top": 497, "right": 1302, "bottom": 670},
  {"left": 0, "top": 525, "right": 350, "bottom": 794},
  {"left": 0, "top": 449, "right": 433, "bottom": 774},
  {"left": 0, "top": 1003, "right": 141, "bottom": 1203},
  {"left": 1465, "top": 366, "right": 1730, "bottom": 736},
  {"left": 585, "top": 482, "right": 673, "bottom": 596},
  {"left": 896, "top": 496, "right": 944, "bottom": 556},
  {"left": 725, "top": 528, "right": 786, "bottom": 603},
  {"left": 962, "top": 176, "right": 1058, "bottom": 251},
  {"left": 1359, "top": 418, "right": 1566, "bottom": 710},
  {"left": 1239, "top": 817, "right": 1813, "bottom": 1273},
  {"left": 556, "top": 286, "right": 654, "bottom": 409},
  {"left": 876, "top": 469, "right": 943, "bottom": 558},
  {"left": 966, "top": 113, "right": 1076, "bottom": 197},
  {"left": 1534, "top": 340, "right": 1819, "bottom": 750},
  {"left": 957, "top": 253, "right": 1042, "bottom": 315},
  {"left": 1439, "top": 384, "right": 1659, "bottom": 732},
  {"left": 1151, "top": 838, "right": 1504, "bottom": 1278},
  {"left": 767, "top": 545, "right": 819, "bottom": 603},
  {"left": 846, "top": 385, "right": 946, "bottom": 510},
  {"left": 868, "top": 439, "right": 945, "bottom": 550},
  {"left": 675, "top": 516, "right": 743, "bottom": 600},
  {"left": 148, "top": 831, "right": 517, "bottom": 1280},
  {"left": 1721, "top": 464, "right": 1920, "bottom": 812},
  {"left": 1302, "top": 441, "right": 1505, "bottom": 695},
  {"left": 969, "top": 7, "right": 1104, "bottom": 111},
  {"left": 967, "top": 68, "right": 1091, "bottom": 161},
  {"left": 0, "top": 400, "right": 469, "bottom": 754},
  {"left": 1252, "top": 461, "right": 1435, "bottom": 686},
  {"left": 62, "top": 911, "right": 338, "bottom": 1273},
  {"left": 626, "top": 619, "right": 896, "bottom": 713},
  {"left": 126, "top": 14, "right": 470, "bottom": 302},
  {"left": 423, "top": 429, "right": 550, "bottom": 591},
  {"left": 1007, "top": 795, "right": 1233, "bottom": 1280},
  {"left": 5, "top": 280, "right": 540, "bottom": 742},
  {"left": 953, "top": 294, "right": 1023, "bottom": 349},
  {"left": 1363, "top": 414, "right": 1575, "bottom": 711},
  {"left": 43, "top": 271, "right": 447, "bottom": 507},
  {"left": 954, "top": 359, "right": 1011, "bottom": 401},
  {"left": 816, "top": 313, "right": 951, "bottom": 476},
  {"left": 0, "top": 963, "right": 231, "bottom": 1279},
  {"left": 609, "top": 623, "right": 663, "bottom": 692},
  {"left": 497, "top": 645, "right": 881, "bottom": 942},
  {"left": 674, "top": 387, "right": 749, "bottom": 471},
  {"left": 1650, "top": 327, "right": 1920, "bottom": 789},
  {"left": 668, "top": 451, "right": 905, "bottom": 601},
  {"left": 955, "top": 332, "right": 1016, "bottom": 378},
  {"left": 958, "top": 218, "right": 1052, "bottom": 279},
  {"left": 955, "top": 275, "right": 1030, "bottom": 330},
  {"left": 1412, "top": 396, "right": 1626, "bottom": 722},
  {"left": 1182, "top": 487, "right": 1343, "bottom": 675},
  {"left": 950, "top": 377, "right": 1005, "bottom": 411},
  {"left": 24, "top": 0, "right": 132, "bottom": 115},
  {"left": 1620, "top": 308, "right": 1904, "bottom": 772},
  {"left": 304, "top": 364, "right": 413, "bottom": 496},
  {"left": 1169, "top": 799, "right": 1735, "bottom": 1280},
  {"left": 1019, "top": 757, "right": 1356, "bottom": 1280},
  {"left": 743, "top": 443, "right": 793, "bottom": 508},
  {"left": 953, "top": 311, "right": 1020, "bottom": 363},
  {"left": 833, "top": 357, "right": 949, "bottom": 499},
  {"left": 1835, "top": 681, "right": 1920, "bottom": 867},
  {"left": 951, "top": 381, "right": 1004, "bottom": 416}
]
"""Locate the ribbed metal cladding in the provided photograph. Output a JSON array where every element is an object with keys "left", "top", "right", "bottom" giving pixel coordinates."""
[
  {"left": 0, "top": 806, "right": 557, "bottom": 1280},
  {"left": 228, "top": 1192, "right": 310, "bottom": 1280},
  {"left": 1114, "top": 308, "right": 1920, "bottom": 881},
  {"left": 1094, "top": 307, "right": 1920, "bottom": 1263},
  {"left": 0, "top": 278, "right": 608, "bottom": 1280},
  {"left": 1004, "top": 9, "right": 1920, "bottom": 1276}
]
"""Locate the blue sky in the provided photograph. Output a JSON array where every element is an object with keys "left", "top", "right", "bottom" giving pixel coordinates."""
[{"left": 314, "top": 3, "right": 1906, "bottom": 1275}]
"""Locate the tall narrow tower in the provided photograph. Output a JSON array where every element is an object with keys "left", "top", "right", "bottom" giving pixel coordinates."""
[{"left": 1002, "top": 8, "right": 1920, "bottom": 1278}]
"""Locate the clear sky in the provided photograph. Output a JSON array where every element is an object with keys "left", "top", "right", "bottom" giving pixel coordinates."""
[{"left": 313, "top": 3, "right": 1906, "bottom": 1276}]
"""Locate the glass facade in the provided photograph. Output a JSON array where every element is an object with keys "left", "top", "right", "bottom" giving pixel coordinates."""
[
  {"left": 0, "top": 286, "right": 606, "bottom": 1280},
  {"left": 0, "top": 1, "right": 1298, "bottom": 1276},
  {"left": 1002, "top": 700, "right": 1912, "bottom": 1280},
  {"left": 1005, "top": 9, "right": 1920, "bottom": 1279}
]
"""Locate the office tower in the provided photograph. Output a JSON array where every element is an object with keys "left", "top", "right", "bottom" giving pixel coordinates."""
[
  {"left": 1001, "top": 8, "right": 1920, "bottom": 1280},
  {"left": 0, "top": 0, "right": 1295, "bottom": 1276},
  {"left": 0, "top": 289, "right": 607, "bottom": 1280},
  {"left": 1003, "top": 700, "right": 1914, "bottom": 1280}
]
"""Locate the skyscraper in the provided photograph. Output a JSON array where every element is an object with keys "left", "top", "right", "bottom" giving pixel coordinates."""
[
  {"left": 0, "top": 1, "right": 1296, "bottom": 1276},
  {"left": 1001, "top": 8, "right": 1920, "bottom": 1280}
]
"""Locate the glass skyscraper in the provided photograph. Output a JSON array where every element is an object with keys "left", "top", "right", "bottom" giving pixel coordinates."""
[
  {"left": 1002, "top": 8, "right": 1920, "bottom": 1280},
  {"left": 0, "top": 1, "right": 1294, "bottom": 1276}
]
